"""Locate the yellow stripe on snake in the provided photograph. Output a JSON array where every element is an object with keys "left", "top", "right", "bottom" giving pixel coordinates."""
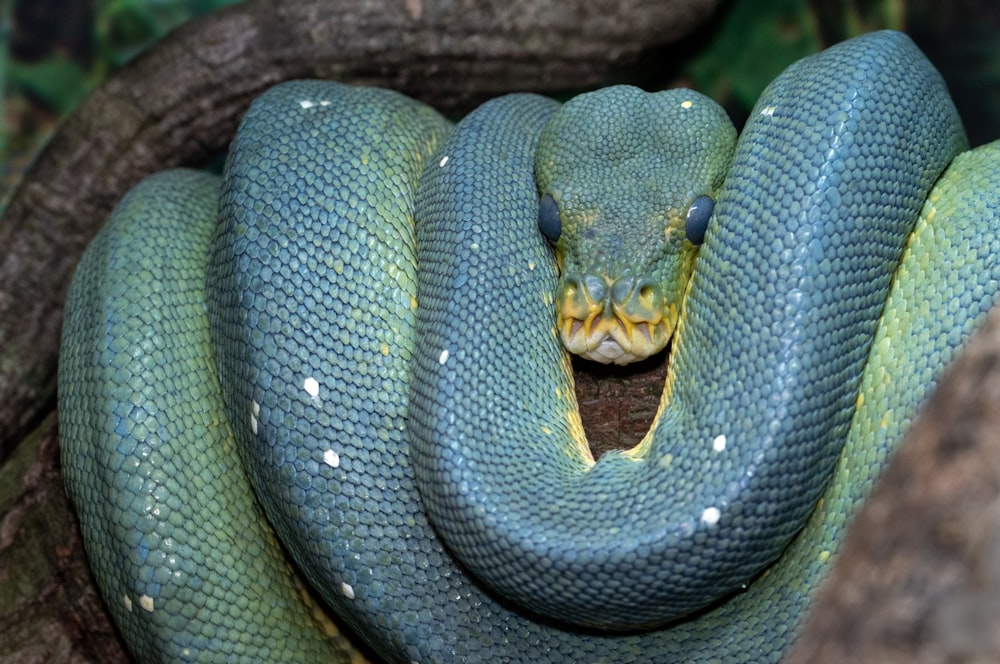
[{"left": 58, "top": 30, "right": 1000, "bottom": 662}]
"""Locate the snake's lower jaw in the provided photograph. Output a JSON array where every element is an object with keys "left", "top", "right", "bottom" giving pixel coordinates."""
[{"left": 559, "top": 313, "right": 671, "bottom": 365}]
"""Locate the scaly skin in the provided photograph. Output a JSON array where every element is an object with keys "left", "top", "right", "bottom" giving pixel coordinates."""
[{"left": 59, "top": 30, "right": 1000, "bottom": 663}]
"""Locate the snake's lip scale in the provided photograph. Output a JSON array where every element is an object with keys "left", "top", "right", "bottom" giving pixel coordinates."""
[
  {"left": 588, "top": 336, "right": 631, "bottom": 363},
  {"left": 561, "top": 313, "right": 669, "bottom": 364}
]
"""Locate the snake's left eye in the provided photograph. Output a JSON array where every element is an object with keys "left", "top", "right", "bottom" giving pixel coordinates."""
[
  {"left": 685, "top": 195, "right": 715, "bottom": 246},
  {"left": 538, "top": 194, "right": 562, "bottom": 245}
]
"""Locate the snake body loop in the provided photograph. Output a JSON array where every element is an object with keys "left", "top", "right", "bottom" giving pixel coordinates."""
[
  {"left": 411, "top": 29, "right": 965, "bottom": 629},
  {"left": 59, "top": 31, "right": 1000, "bottom": 662}
]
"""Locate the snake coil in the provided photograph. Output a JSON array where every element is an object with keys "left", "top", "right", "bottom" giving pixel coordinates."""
[{"left": 59, "top": 30, "right": 1000, "bottom": 663}]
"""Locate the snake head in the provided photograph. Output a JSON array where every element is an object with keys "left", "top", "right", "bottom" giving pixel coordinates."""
[{"left": 535, "top": 85, "right": 736, "bottom": 365}]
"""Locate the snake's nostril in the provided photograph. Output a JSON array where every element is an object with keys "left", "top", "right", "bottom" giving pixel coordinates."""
[
  {"left": 562, "top": 274, "right": 581, "bottom": 298},
  {"left": 638, "top": 282, "right": 657, "bottom": 308}
]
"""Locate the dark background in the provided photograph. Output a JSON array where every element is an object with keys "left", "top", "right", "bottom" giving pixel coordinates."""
[{"left": 4, "top": 0, "right": 1000, "bottom": 210}]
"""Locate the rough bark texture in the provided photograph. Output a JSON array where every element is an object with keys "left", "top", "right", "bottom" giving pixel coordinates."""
[
  {"left": 0, "top": 415, "right": 130, "bottom": 663},
  {"left": 0, "top": 0, "right": 714, "bottom": 659},
  {"left": 0, "top": 0, "right": 718, "bottom": 463},
  {"left": 575, "top": 355, "right": 668, "bottom": 458},
  {"left": 788, "top": 304, "right": 1000, "bottom": 664}
]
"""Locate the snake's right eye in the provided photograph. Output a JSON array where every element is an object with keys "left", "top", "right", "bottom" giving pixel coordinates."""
[
  {"left": 685, "top": 194, "right": 715, "bottom": 246},
  {"left": 538, "top": 194, "right": 562, "bottom": 245}
]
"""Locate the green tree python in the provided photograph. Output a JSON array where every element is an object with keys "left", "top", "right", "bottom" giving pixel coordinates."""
[{"left": 58, "top": 30, "right": 1000, "bottom": 662}]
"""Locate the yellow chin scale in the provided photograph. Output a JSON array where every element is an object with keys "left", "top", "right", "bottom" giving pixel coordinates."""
[{"left": 558, "top": 302, "right": 677, "bottom": 365}]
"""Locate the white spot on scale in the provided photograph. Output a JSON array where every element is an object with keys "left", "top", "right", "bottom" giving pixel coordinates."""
[
  {"left": 139, "top": 594, "right": 155, "bottom": 612},
  {"left": 680, "top": 100, "right": 693, "bottom": 109},
  {"left": 304, "top": 376, "right": 320, "bottom": 398},
  {"left": 341, "top": 582, "right": 355, "bottom": 599},
  {"left": 701, "top": 506, "right": 721, "bottom": 526},
  {"left": 323, "top": 449, "right": 340, "bottom": 468},
  {"left": 123, "top": 594, "right": 132, "bottom": 612},
  {"left": 439, "top": 155, "right": 449, "bottom": 167},
  {"left": 760, "top": 105, "right": 776, "bottom": 117},
  {"left": 439, "top": 349, "right": 450, "bottom": 365},
  {"left": 712, "top": 434, "right": 727, "bottom": 452},
  {"left": 298, "top": 99, "right": 331, "bottom": 109},
  {"left": 250, "top": 399, "right": 260, "bottom": 435}
]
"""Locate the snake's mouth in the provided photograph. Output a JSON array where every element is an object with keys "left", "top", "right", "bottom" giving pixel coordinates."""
[
  {"left": 555, "top": 272, "right": 677, "bottom": 365},
  {"left": 558, "top": 311, "right": 672, "bottom": 365}
]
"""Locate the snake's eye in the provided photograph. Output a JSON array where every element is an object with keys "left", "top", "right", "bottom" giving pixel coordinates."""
[
  {"left": 538, "top": 194, "right": 562, "bottom": 245},
  {"left": 685, "top": 194, "right": 715, "bottom": 246}
]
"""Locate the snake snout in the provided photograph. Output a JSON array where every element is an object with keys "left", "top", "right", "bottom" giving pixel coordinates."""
[{"left": 556, "top": 272, "right": 675, "bottom": 365}]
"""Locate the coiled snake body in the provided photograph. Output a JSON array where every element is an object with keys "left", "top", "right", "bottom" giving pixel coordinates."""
[{"left": 59, "top": 31, "right": 1000, "bottom": 662}]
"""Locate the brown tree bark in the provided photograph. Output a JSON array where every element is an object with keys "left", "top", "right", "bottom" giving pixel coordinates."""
[
  {"left": 0, "top": 415, "right": 130, "bottom": 663},
  {"left": 0, "top": 0, "right": 714, "bottom": 659},
  {"left": 788, "top": 304, "right": 1000, "bottom": 663}
]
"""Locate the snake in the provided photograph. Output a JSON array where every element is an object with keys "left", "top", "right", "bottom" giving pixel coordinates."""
[{"left": 58, "top": 30, "right": 1000, "bottom": 662}]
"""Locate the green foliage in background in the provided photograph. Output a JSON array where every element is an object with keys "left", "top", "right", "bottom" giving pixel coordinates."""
[
  {"left": 682, "top": 0, "right": 903, "bottom": 125},
  {"left": 0, "top": 0, "right": 927, "bottom": 208},
  {"left": 684, "top": 0, "right": 823, "bottom": 118},
  {"left": 2, "top": 0, "right": 240, "bottom": 161},
  {"left": 5, "top": 0, "right": 876, "bottom": 162},
  {"left": 96, "top": 0, "right": 241, "bottom": 66}
]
